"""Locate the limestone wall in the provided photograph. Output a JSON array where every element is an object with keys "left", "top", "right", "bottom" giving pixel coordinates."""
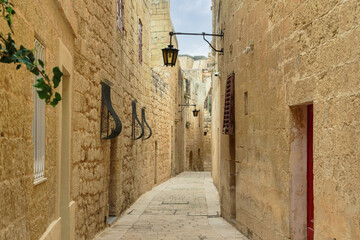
[
  {"left": 212, "top": 0, "right": 360, "bottom": 239},
  {"left": 0, "top": 0, "right": 184, "bottom": 239},
  {"left": 0, "top": 0, "right": 75, "bottom": 239},
  {"left": 70, "top": 0, "right": 156, "bottom": 238},
  {"left": 178, "top": 55, "right": 195, "bottom": 70},
  {"left": 150, "top": 0, "right": 185, "bottom": 178}
]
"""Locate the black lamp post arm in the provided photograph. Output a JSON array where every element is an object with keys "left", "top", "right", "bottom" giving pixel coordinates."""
[
  {"left": 178, "top": 104, "right": 197, "bottom": 113},
  {"left": 202, "top": 34, "right": 223, "bottom": 53},
  {"left": 169, "top": 32, "right": 223, "bottom": 53}
]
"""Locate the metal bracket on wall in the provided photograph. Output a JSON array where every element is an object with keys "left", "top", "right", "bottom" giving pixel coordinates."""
[
  {"left": 132, "top": 100, "right": 144, "bottom": 140},
  {"left": 141, "top": 107, "right": 152, "bottom": 140},
  {"left": 100, "top": 81, "right": 122, "bottom": 139},
  {"left": 169, "top": 31, "right": 224, "bottom": 53}
]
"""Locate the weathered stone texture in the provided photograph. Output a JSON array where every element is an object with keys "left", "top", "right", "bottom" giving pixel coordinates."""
[
  {"left": 1, "top": 0, "right": 185, "bottom": 239},
  {"left": 0, "top": 0, "right": 75, "bottom": 239},
  {"left": 212, "top": 0, "right": 360, "bottom": 239},
  {"left": 150, "top": 0, "right": 185, "bottom": 178},
  {"left": 72, "top": 0, "right": 184, "bottom": 238}
]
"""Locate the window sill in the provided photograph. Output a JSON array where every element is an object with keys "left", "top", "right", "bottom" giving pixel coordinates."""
[{"left": 34, "top": 177, "right": 47, "bottom": 186}]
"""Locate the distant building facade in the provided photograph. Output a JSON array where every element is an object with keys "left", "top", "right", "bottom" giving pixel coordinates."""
[{"left": 179, "top": 55, "right": 213, "bottom": 172}]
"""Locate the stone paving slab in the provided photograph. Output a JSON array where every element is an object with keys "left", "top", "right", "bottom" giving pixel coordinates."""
[{"left": 95, "top": 172, "right": 248, "bottom": 240}]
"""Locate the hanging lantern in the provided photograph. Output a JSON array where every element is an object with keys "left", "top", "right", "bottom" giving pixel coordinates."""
[
  {"left": 162, "top": 45, "right": 179, "bottom": 67},
  {"left": 193, "top": 108, "right": 200, "bottom": 117}
]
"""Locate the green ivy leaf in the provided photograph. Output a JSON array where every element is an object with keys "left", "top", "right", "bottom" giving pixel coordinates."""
[
  {"left": 54, "top": 92, "right": 62, "bottom": 101},
  {"left": 38, "top": 59, "right": 44, "bottom": 68},
  {"left": 52, "top": 67, "right": 63, "bottom": 88},
  {"left": 6, "top": 6, "right": 14, "bottom": 15},
  {"left": 33, "top": 78, "right": 46, "bottom": 89},
  {"left": 37, "top": 89, "right": 49, "bottom": 99},
  {"left": 50, "top": 100, "right": 58, "bottom": 107},
  {"left": 30, "top": 66, "right": 40, "bottom": 76}
]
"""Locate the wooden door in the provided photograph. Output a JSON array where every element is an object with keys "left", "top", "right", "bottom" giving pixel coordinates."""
[{"left": 307, "top": 105, "right": 314, "bottom": 240}]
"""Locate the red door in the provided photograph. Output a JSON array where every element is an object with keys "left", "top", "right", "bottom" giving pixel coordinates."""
[{"left": 307, "top": 105, "right": 314, "bottom": 240}]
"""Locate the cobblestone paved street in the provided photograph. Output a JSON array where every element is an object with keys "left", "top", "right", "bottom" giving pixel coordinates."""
[{"left": 96, "top": 172, "right": 248, "bottom": 240}]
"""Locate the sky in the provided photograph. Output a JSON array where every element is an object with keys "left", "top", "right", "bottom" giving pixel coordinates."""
[{"left": 170, "top": 0, "right": 212, "bottom": 57}]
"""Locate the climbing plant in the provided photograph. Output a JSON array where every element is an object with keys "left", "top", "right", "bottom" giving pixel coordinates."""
[{"left": 0, "top": 0, "right": 63, "bottom": 107}]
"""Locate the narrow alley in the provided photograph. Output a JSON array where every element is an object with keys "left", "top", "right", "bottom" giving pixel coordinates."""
[
  {"left": 96, "top": 172, "right": 247, "bottom": 240},
  {"left": 1, "top": 0, "right": 359, "bottom": 239}
]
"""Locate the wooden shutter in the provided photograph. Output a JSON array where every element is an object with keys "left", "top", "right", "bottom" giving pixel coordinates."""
[
  {"left": 117, "top": 0, "right": 124, "bottom": 31},
  {"left": 116, "top": 0, "right": 123, "bottom": 31},
  {"left": 223, "top": 73, "right": 235, "bottom": 135}
]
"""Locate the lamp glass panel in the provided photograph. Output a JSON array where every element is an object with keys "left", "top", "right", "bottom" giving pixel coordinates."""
[
  {"left": 167, "top": 51, "right": 173, "bottom": 64},
  {"left": 172, "top": 49, "right": 178, "bottom": 66},
  {"left": 162, "top": 49, "right": 168, "bottom": 65},
  {"left": 193, "top": 109, "right": 200, "bottom": 117}
]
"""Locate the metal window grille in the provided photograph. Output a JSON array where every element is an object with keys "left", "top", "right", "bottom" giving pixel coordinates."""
[
  {"left": 222, "top": 73, "right": 235, "bottom": 135},
  {"left": 117, "top": 0, "right": 124, "bottom": 32},
  {"left": 132, "top": 101, "right": 144, "bottom": 140},
  {"left": 33, "top": 39, "right": 46, "bottom": 183},
  {"left": 139, "top": 19, "right": 142, "bottom": 64},
  {"left": 100, "top": 81, "right": 122, "bottom": 139},
  {"left": 141, "top": 107, "right": 152, "bottom": 140}
]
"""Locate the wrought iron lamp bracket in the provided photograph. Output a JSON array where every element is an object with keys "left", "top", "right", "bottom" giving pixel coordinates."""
[
  {"left": 178, "top": 104, "right": 196, "bottom": 113},
  {"left": 169, "top": 31, "right": 224, "bottom": 53}
]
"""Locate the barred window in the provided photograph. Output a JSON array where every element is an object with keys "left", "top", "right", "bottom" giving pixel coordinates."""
[
  {"left": 117, "top": 0, "right": 124, "bottom": 32},
  {"left": 33, "top": 39, "right": 46, "bottom": 184}
]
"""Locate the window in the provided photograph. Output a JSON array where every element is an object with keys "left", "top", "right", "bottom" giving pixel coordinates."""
[
  {"left": 139, "top": 19, "right": 142, "bottom": 64},
  {"left": 223, "top": 73, "right": 235, "bottom": 135},
  {"left": 33, "top": 39, "right": 46, "bottom": 184},
  {"left": 117, "top": 0, "right": 124, "bottom": 32}
]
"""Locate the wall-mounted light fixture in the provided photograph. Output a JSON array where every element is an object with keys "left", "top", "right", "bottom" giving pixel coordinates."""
[
  {"left": 179, "top": 104, "right": 200, "bottom": 117},
  {"left": 162, "top": 32, "right": 224, "bottom": 67},
  {"left": 204, "top": 126, "right": 209, "bottom": 136}
]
